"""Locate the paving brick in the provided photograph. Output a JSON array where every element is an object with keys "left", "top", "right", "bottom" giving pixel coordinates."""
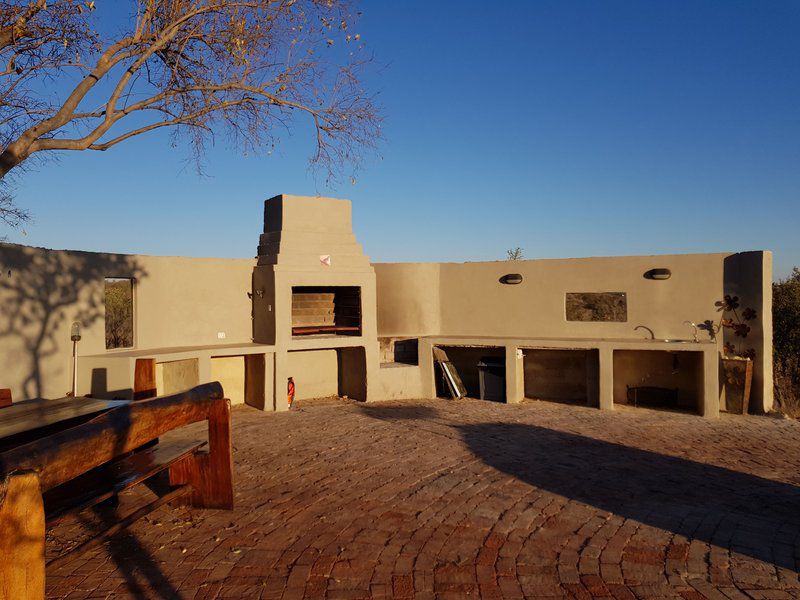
[{"left": 44, "top": 398, "right": 800, "bottom": 599}]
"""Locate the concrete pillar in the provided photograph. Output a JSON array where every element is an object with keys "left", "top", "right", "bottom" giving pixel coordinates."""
[
  {"left": 759, "top": 252, "right": 774, "bottom": 413},
  {"left": 722, "top": 251, "right": 773, "bottom": 413},
  {"left": 363, "top": 341, "right": 381, "bottom": 402},
  {"left": 586, "top": 350, "right": 600, "bottom": 407},
  {"left": 702, "top": 348, "right": 720, "bottom": 419},
  {"left": 505, "top": 345, "right": 524, "bottom": 404},
  {"left": 265, "top": 352, "right": 276, "bottom": 410},
  {"left": 198, "top": 353, "right": 212, "bottom": 387},
  {"left": 273, "top": 350, "right": 290, "bottom": 412},
  {"left": 243, "top": 353, "right": 274, "bottom": 411},
  {"left": 418, "top": 338, "right": 437, "bottom": 399},
  {"left": 598, "top": 347, "right": 615, "bottom": 411}
]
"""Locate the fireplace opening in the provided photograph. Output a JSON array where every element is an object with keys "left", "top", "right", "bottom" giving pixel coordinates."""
[{"left": 292, "top": 286, "right": 362, "bottom": 336}]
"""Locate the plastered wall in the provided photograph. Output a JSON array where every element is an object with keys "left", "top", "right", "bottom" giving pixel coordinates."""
[
  {"left": 375, "top": 365, "right": 424, "bottom": 400},
  {"left": 374, "top": 251, "right": 773, "bottom": 411},
  {"left": 156, "top": 358, "right": 200, "bottom": 396},
  {"left": 0, "top": 243, "right": 254, "bottom": 401},
  {"left": 286, "top": 349, "right": 338, "bottom": 400},
  {"left": 210, "top": 356, "right": 246, "bottom": 405},
  {"left": 373, "top": 263, "right": 441, "bottom": 337},
  {"left": 436, "top": 254, "right": 729, "bottom": 340},
  {"left": 0, "top": 237, "right": 773, "bottom": 414}
]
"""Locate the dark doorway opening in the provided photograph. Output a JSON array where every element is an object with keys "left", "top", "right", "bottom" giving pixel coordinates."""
[
  {"left": 523, "top": 349, "right": 599, "bottom": 406},
  {"left": 434, "top": 346, "right": 505, "bottom": 401}
]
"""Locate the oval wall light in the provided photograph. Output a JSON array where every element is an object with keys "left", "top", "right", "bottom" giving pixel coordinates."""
[
  {"left": 500, "top": 273, "right": 524, "bottom": 285},
  {"left": 644, "top": 268, "right": 671, "bottom": 280}
]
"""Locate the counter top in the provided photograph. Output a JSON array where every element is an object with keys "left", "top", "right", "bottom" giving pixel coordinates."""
[{"left": 422, "top": 335, "right": 718, "bottom": 352}]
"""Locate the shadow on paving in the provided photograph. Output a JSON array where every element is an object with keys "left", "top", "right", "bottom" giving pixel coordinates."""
[
  {"left": 459, "top": 423, "right": 800, "bottom": 572},
  {"left": 79, "top": 509, "right": 181, "bottom": 600},
  {"left": 357, "top": 403, "right": 441, "bottom": 422},
  {"left": 357, "top": 404, "right": 800, "bottom": 572}
]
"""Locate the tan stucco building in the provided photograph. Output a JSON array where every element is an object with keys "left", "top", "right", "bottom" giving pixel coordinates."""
[{"left": 0, "top": 194, "right": 774, "bottom": 418}]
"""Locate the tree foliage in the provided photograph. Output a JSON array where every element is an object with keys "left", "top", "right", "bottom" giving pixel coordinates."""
[
  {"left": 0, "top": 0, "right": 380, "bottom": 222},
  {"left": 774, "top": 268, "right": 800, "bottom": 359},
  {"left": 773, "top": 268, "right": 800, "bottom": 415},
  {"left": 105, "top": 277, "right": 133, "bottom": 349}
]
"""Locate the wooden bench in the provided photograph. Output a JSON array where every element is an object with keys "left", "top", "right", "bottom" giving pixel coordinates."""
[
  {"left": 0, "top": 382, "right": 233, "bottom": 600},
  {"left": 0, "top": 388, "right": 11, "bottom": 409}
]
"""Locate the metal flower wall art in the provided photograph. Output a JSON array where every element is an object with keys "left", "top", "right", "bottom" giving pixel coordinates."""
[{"left": 714, "top": 295, "right": 758, "bottom": 360}]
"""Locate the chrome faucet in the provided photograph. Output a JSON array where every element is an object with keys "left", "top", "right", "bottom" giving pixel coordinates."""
[
  {"left": 634, "top": 325, "right": 655, "bottom": 340},
  {"left": 683, "top": 320, "right": 699, "bottom": 342}
]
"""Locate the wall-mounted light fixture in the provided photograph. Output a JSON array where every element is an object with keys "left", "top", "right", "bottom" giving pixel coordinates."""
[
  {"left": 644, "top": 268, "right": 671, "bottom": 281},
  {"left": 499, "top": 273, "right": 523, "bottom": 285},
  {"left": 70, "top": 322, "right": 81, "bottom": 397}
]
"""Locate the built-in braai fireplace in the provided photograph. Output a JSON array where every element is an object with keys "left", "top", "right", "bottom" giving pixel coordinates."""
[
  {"left": 251, "top": 194, "right": 376, "bottom": 347},
  {"left": 291, "top": 286, "right": 361, "bottom": 336}
]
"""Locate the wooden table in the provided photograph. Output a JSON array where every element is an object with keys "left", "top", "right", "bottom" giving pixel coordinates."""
[
  {"left": 0, "top": 384, "right": 231, "bottom": 600},
  {"left": 0, "top": 396, "right": 129, "bottom": 452}
]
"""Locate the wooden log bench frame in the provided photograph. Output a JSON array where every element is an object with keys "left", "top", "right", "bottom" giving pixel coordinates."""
[{"left": 0, "top": 382, "right": 233, "bottom": 600}]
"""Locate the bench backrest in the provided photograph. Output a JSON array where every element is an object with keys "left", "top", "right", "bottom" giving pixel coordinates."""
[
  {"left": 0, "top": 381, "right": 232, "bottom": 499},
  {"left": 0, "top": 382, "right": 233, "bottom": 600}
]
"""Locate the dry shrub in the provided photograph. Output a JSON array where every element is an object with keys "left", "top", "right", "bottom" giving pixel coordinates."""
[{"left": 774, "top": 356, "right": 800, "bottom": 417}]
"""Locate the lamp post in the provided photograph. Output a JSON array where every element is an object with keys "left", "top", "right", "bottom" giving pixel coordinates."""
[{"left": 70, "top": 322, "right": 81, "bottom": 397}]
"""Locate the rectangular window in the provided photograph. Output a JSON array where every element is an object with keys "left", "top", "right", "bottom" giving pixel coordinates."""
[
  {"left": 105, "top": 278, "right": 134, "bottom": 349},
  {"left": 566, "top": 292, "right": 627, "bottom": 322}
]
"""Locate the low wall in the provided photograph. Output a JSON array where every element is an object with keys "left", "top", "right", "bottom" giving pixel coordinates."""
[
  {"left": 375, "top": 364, "right": 424, "bottom": 400},
  {"left": 0, "top": 243, "right": 254, "bottom": 401},
  {"left": 210, "top": 356, "right": 245, "bottom": 405},
  {"left": 373, "top": 263, "right": 441, "bottom": 337},
  {"left": 286, "top": 349, "right": 338, "bottom": 400},
  {"left": 374, "top": 251, "right": 773, "bottom": 412}
]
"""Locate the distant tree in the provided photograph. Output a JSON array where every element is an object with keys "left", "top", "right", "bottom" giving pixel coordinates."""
[
  {"left": 506, "top": 247, "right": 524, "bottom": 261},
  {"left": 0, "top": 0, "right": 380, "bottom": 224},
  {"left": 105, "top": 278, "right": 133, "bottom": 349}
]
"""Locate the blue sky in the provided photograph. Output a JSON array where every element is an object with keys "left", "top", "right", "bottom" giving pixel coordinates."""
[{"left": 5, "top": 1, "right": 799, "bottom": 278}]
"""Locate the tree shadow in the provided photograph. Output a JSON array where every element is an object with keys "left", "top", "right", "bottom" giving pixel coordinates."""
[
  {"left": 0, "top": 243, "right": 147, "bottom": 400},
  {"left": 73, "top": 482, "right": 183, "bottom": 600},
  {"left": 43, "top": 402, "right": 187, "bottom": 599},
  {"left": 457, "top": 422, "right": 800, "bottom": 571},
  {"left": 357, "top": 403, "right": 441, "bottom": 422}
]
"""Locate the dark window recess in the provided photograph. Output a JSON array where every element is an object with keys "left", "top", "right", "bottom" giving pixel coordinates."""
[
  {"left": 291, "top": 286, "right": 361, "bottom": 336},
  {"left": 566, "top": 292, "right": 627, "bottom": 322},
  {"left": 105, "top": 278, "right": 134, "bottom": 349},
  {"left": 394, "top": 339, "right": 419, "bottom": 365}
]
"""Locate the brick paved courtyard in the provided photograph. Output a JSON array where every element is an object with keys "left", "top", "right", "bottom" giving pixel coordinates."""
[{"left": 47, "top": 398, "right": 800, "bottom": 599}]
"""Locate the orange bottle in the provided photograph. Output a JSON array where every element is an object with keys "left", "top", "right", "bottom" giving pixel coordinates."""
[{"left": 287, "top": 377, "right": 295, "bottom": 409}]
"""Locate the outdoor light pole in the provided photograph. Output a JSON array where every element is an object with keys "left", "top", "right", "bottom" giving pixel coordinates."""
[{"left": 70, "top": 322, "right": 81, "bottom": 397}]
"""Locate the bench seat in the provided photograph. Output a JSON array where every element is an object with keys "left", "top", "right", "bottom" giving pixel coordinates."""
[{"left": 44, "top": 439, "right": 205, "bottom": 526}]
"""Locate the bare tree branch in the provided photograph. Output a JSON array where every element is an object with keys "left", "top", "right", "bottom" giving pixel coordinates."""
[
  {"left": 0, "top": 187, "right": 28, "bottom": 227},
  {"left": 0, "top": 0, "right": 381, "bottom": 226}
]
